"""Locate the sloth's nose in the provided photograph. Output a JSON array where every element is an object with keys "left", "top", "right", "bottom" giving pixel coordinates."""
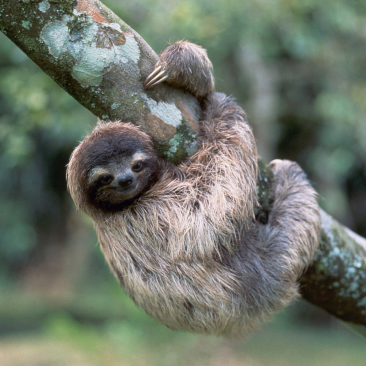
[{"left": 117, "top": 174, "right": 133, "bottom": 188}]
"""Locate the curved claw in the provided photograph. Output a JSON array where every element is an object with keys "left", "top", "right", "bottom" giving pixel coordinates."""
[{"left": 144, "top": 65, "right": 169, "bottom": 89}]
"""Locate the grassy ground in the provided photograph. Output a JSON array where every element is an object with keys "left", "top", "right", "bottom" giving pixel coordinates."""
[
  {"left": 1, "top": 288, "right": 365, "bottom": 366},
  {"left": 1, "top": 319, "right": 365, "bottom": 366}
]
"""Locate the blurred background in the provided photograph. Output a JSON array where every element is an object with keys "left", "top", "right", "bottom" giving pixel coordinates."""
[{"left": 1, "top": 0, "right": 366, "bottom": 365}]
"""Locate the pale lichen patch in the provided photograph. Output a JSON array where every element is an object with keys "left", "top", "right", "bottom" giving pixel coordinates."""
[
  {"left": 111, "top": 103, "right": 120, "bottom": 110},
  {"left": 38, "top": 0, "right": 50, "bottom": 13},
  {"left": 41, "top": 20, "right": 70, "bottom": 59},
  {"left": 118, "top": 32, "right": 140, "bottom": 64},
  {"left": 71, "top": 29, "right": 140, "bottom": 86},
  {"left": 358, "top": 297, "right": 366, "bottom": 307},
  {"left": 22, "top": 20, "right": 31, "bottom": 29},
  {"left": 40, "top": 14, "right": 141, "bottom": 88},
  {"left": 141, "top": 93, "right": 183, "bottom": 128},
  {"left": 72, "top": 44, "right": 114, "bottom": 87}
]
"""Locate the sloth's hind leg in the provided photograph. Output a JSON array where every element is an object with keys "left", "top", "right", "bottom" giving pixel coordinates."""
[{"left": 268, "top": 159, "right": 320, "bottom": 277}]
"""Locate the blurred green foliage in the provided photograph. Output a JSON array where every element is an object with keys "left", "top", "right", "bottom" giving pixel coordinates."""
[
  {"left": 0, "top": 290, "right": 365, "bottom": 365},
  {"left": 0, "top": 1, "right": 366, "bottom": 362},
  {"left": 0, "top": 36, "right": 94, "bottom": 278},
  {"left": 0, "top": 0, "right": 365, "bottom": 320}
]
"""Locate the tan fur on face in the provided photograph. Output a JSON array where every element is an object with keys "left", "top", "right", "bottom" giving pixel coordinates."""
[
  {"left": 67, "top": 42, "right": 320, "bottom": 336},
  {"left": 88, "top": 167, "right": 111, "bottom": 184}
]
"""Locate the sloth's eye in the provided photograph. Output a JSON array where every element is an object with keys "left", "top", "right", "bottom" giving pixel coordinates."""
[
  {"left": 132, "top": 161, "right": 144, "bottom": 172},
  {"left": 99, "top": 174, "right": 113, "bottom": 186}
]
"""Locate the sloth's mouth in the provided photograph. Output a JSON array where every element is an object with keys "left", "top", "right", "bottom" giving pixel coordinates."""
[
  {"left": 114, "top": 183, "right": 137, "bottom": 193},
  {"left": 110, "top": 183, "right": 140, "bottom": 202}
]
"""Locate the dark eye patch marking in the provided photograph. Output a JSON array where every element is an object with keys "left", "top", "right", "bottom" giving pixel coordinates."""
[
  {"left": 98, "top": 174, "right": 113, "bottom": 186},
  {"left": 132, "top": 161, "right": 144, "bottom": 172}
]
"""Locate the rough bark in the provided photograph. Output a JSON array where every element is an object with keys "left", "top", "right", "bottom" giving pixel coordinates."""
[
  {"left": 300, "top": 210, "right": 366, "bottom": 336},
  {"left": 1, "top": 0, "right": 366, "bottom": 337},
  {"left": 0, "top": 0, "right": 200, "bottom": 164}
]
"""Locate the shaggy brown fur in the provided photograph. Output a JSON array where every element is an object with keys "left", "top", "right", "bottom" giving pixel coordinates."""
[
  {"left": 144, "top": 40, "right": 214, "bottom": 98},
  {"left": 67, "top": 42, "right": 320, "bottom": 336}
]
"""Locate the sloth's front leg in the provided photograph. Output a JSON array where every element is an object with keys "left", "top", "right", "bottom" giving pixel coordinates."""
[{"left": 144, "top": 41, "right": 215, "bottom": 98}]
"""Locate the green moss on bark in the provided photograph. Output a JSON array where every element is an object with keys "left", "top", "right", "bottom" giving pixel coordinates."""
[{"left": 154, "top": 119, "right": 197, "bottom": 164}]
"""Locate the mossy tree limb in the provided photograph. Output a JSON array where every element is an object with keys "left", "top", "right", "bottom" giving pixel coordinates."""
[
  {"left": 300, "top": 210, "right": 366, "bottom": 335},
  {"left": 0, "top": 0, "right": 201, "bottom": 163},
  {"left": 1, "top": 0, "right": 366, "bottom": 338}
]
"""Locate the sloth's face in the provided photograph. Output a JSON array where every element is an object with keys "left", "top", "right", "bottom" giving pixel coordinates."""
[
  {"left": 86, "top": 150, "right": 159, "bottom": 212},
  {"left": 69, "top": 123, "right": 161, "bottom": 213}
]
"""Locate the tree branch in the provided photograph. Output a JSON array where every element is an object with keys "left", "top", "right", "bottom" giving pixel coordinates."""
[
  {"left": 0, "top": 0, "right": 200, "bottom": 163},
  {"left": 1, "top": 0, "right": 366, "bottom": 337},
  {"left": 300, "top": 210, "right": 366, "bottom": 334}
]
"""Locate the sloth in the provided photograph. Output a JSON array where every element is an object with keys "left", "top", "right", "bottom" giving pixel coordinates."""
[{"left": 67, "top": 41, "right": 320, "bottom": 336}]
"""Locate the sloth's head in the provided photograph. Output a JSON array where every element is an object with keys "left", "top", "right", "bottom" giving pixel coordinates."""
[{"left": 67, "top": 122, "right": 160, "bottom": 213}]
